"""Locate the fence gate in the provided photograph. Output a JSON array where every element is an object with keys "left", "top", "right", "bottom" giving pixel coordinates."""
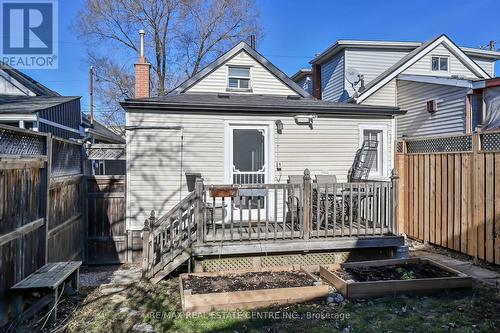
[{"left": 85, "top": 144, "right": 127, "bottom": 264}]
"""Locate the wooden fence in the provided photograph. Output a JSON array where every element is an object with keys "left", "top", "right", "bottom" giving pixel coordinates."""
[
  {"left": 396, "top": 131, "right": 500, "bottom": 265},
  {"left": 0, "top": 125, "right": 84, "bottom": 324},
  {"left": 86, "top": 175, "right": 130, "bottom": 264}
]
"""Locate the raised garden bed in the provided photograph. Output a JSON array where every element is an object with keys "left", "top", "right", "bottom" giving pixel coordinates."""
[
  {"left": 320, "top": 257, "right": 472, "bottom": 299},
  {"left": 180, "top": 268, "right": 329, "bottom": 313}
]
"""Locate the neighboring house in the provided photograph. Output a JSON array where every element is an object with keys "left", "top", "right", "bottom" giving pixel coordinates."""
[
  {"left": 471, "top": 77, "right": 500, "bottom": 131},
  {"left": 0, "top": 61, "right": 125, "bottom": 173},
  {"left": 303, "top": 35, "right": 500, "bottom": 137},
  {"left": 290, "top": 69, "right": 312, "bottom": 95},
  {"left": 123, "top": 41, "right": 404, "bottom": 231}
]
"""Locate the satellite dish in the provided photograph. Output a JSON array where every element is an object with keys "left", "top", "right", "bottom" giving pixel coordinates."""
[{"left": 346, "top": 67, "right": 360, "bottom": 85}]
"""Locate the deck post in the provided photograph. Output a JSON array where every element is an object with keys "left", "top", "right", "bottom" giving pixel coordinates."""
[
  {"left": 195, "top": 178, "right": 204, "bottom": 244},
  {"left": 390, "top": 169, "right": 399, "bottom": 235},
  {"left": 141, "top": 211, "right": 154, "bottom": 278},
  {"left": 303, "top": 169, "right": 311, "bottom": 240}
]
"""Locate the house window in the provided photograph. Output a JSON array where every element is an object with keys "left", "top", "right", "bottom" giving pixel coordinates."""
[
  {"left": 227, "top": 66, "right": 251, "bottom": 90},
  {"left": 359, "top": 125, "right": 388, "bottom": 178},
  {"left": 431, "top": 56, "right": 449, "bottom": 71}
]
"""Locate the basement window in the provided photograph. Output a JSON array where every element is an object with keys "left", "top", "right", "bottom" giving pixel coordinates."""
[
  {"left": 227, "top": 66, "right": 251, "bottom": 90},
  {"left": 431, "top": 56, "right": 449, "bottom": 72}
]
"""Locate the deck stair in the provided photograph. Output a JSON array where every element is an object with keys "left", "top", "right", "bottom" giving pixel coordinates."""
[{"left": 142, "top": 184, "right": 202, "bottom": 283}]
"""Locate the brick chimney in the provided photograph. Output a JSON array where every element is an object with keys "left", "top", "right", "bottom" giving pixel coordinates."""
[{"left": 134, "top": 29, "right": 151, "bottom": 98}]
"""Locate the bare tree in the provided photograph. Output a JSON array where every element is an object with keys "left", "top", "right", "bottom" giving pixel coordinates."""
[{"left": 76, "top": 0, "right": 261, "bottom": 127}]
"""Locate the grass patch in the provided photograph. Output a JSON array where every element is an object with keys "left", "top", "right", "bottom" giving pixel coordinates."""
[{"left": 61, "top": 279, "right": 499, "bottom": 333}]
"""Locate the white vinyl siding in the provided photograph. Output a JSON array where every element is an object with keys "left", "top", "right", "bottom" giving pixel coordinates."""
[
  {"left": 403, "top": 44, "right": 480, "bottom": 79},
  {"left": 186, "top": 50, "right": 297, "bottom": 96},
  {"left": 321, "top": 52, "right": 345, "bottom": 101},
  {"left": 396, "top": 80, "right": 467, "bottom": 137},
  {"left": 294, "top": 76, "right": 312, "bottom": 95},
  {"left": 362, "top": 79, "right": 397, "bottom": 106},
  {"left": 126, "top": 111, "right": 393, "bottom": 230},
  {"left": 469, "top": 56, "right": 495, "bottom": 77},
  {"left": 344, "top": 49, "right": 409, "bottom": 98}
]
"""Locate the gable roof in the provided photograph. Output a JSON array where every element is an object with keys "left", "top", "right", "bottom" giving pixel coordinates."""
[
  {"left": 355, "top": 35, "right": 492, "bottom": 104},
  {"left": 0, "top": 95, "right": 79, "bottom": 113},
  {"left": 310, "top": 38, "right": 500, "bottom": 65},
  {"left": 172, "top": 42, "right": 312, "bottom": 98},
  {"left": 0, "top": 61, "right": 59, "bottom": 96},
  {"left": 290, "top": 68, "right": 312, "bottom": 82}
]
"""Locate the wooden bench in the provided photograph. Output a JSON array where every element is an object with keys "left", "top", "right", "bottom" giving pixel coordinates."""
[{"left": 10, "top": 261, "right": 81, "bottom": 323}]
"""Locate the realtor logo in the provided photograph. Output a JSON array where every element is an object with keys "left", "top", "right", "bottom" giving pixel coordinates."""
[{"left": 1, "top": 0, "right": 58, "bottom": 69}]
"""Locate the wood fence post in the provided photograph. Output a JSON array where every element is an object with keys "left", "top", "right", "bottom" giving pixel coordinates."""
[
  {"left": 471, "top": 133, "right": 480, "bottom": 261},
  {"left": 44, "top": 133, "right": 52, "bottom": 264},
  {"left": 141, "top": 210, "right": 154, "bottom": 278},
  {"left": 395, "top": 140, "right": 407, "bottom": 235},
  {"left": 391, "top": 169, "right": 399, "bottom": 236},
  {"left": 302, "top": 169, "right": 311, "bottom": 240},
  {"left": 195, "top": 178, "right": 204, "bottom": 244}
]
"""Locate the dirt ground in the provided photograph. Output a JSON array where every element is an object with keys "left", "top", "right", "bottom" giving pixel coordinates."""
[
  {"left": 336, "top": 262, "right": 455, "bottom": 282},
  {"left": 183, "top": 271, "right": 316, "bottom": 294}
]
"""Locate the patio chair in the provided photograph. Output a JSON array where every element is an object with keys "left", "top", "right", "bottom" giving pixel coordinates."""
[
  {"left": 313, "top": 174, "right": 338, "bottom": 230},
  {"left": 286, "top": 175, "right": 302, "bottom": 230},
  {"left": 185, "top": 172, "right": 227, "bottom": 226}
]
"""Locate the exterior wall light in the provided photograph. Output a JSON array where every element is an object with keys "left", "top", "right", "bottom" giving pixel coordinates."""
[
  {"left": 275, "top": 120, "right": 283, "bottom": 134},
  {"left": 294, "top": 114, "right": 317, "bottom": 128}
]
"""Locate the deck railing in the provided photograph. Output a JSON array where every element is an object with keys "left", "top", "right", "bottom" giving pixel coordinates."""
[
  {"left": 199, "top": 169, "right": 398, "bottom": 243},
  {"left": 142, "top": 169, "right": 399, "bottom": 278},
  {"left": 142, "top": 191, "right": 199, "bottom": 278}
]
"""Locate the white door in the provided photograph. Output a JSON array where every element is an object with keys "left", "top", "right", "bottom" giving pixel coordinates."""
[{"left": 227, "top": 124, "right": 272, "bottom": 220}]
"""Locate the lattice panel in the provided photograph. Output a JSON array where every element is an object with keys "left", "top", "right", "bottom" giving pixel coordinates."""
[
  {"left": 203, "top": 257, "right": 253, "bottom": 272},
  {"left": 0, "top": 126, "right": 46, "bottom": 155},
  {"left": 51, "top": 138, "right": 82, "bottom": 177},
  {"left": 396, "top": 141, "right": 404, "bottom": 154},
  {"left": 406, "top": 135, "right": 472, "bottom": 154},
  {"left": 86, "top": 145, "right": 126, "bottom": 160},
  {"left": 261, "top": 253, "right": 336, "bottom": 268},
  {"left": 481, "top": 132, "right": 500, "bottom": 151}
]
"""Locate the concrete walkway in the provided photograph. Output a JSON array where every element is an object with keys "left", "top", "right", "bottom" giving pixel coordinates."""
[
  {"left": 411, "top": 250, "right": 500, "bottom": 287},
  {"left": 80, "top": 264, "right": 142, "bottom": 287}
]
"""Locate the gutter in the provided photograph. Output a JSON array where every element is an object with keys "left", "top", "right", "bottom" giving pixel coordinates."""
[{"left": 120, "top": 101, "right": 405, "bottom": 117}]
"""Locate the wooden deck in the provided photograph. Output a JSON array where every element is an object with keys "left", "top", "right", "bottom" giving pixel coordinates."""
[
  {"left": 203, "top": 220, "right": 391, "bottom": 242},
  {"left": 141, "top": 170, "right": 402, "bottom": 281}
]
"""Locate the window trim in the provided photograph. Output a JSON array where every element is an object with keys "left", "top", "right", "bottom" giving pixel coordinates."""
[
  {"left": 226, "top": 65, "right": 252, "bottom": 91},
  {"left": 358, "top": 124, "right": 389, "bottom": 179},
  {"left": 430, "top": 55, "right": 450, "bottom": 72}
]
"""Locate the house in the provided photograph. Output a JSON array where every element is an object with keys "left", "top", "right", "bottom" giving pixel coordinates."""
[
  {"left": 470, "top": 77, "right": 500, "bottom": 131},
  {"left": 123, "top": 40, "right": 405, "bottom": 229},
  {"left": 0, "top": 61, "right": 125, "bottom": 174},
  {"left": 123, "top": 36, "right": 407, "bottom": 279},
  {"left": 302, "top": 35, "right": 500, "bottom": 137},
  {"left": 290, "top": 69, "right": 312, "bottom": 95}
]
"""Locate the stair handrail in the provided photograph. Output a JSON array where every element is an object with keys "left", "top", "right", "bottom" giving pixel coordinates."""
[{"left": 142, "top": 178, "right": 204, "bottom": 278}]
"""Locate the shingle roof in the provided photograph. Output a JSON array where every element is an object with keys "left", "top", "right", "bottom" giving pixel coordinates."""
[
  {"left": 0, "top": 95, "right": 79, "bottom": 113},
  {"left": 122, "top": 92, "right": 404, "bottom": 116},
  {"left": 0, "top": 62, "right": 59, "bottom": 96},
  {"left": 81, "top": 113, "right": 125, "bottom": 144}
]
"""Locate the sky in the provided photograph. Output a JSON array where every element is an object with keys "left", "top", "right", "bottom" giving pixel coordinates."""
[{"left": 22, "top": 0, "right": 500, "bottom": 113}]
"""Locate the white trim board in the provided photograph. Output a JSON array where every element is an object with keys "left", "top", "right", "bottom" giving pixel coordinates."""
[
  {"left": 356, "top": 35, "right": 491, "bottom": 104},
  {"left": 37, "top": 117, "right": 82, "bottom": 134},
  {"left": 397, "top": 74, "right": 473, "bottom": 88},
  {"left": 358, "top": 124, "right": 389, "bottom": 179}
]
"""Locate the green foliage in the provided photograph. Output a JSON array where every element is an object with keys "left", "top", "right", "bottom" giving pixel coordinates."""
[{"left": 396, "top": 267, "right": 416, "bottom": 280}]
